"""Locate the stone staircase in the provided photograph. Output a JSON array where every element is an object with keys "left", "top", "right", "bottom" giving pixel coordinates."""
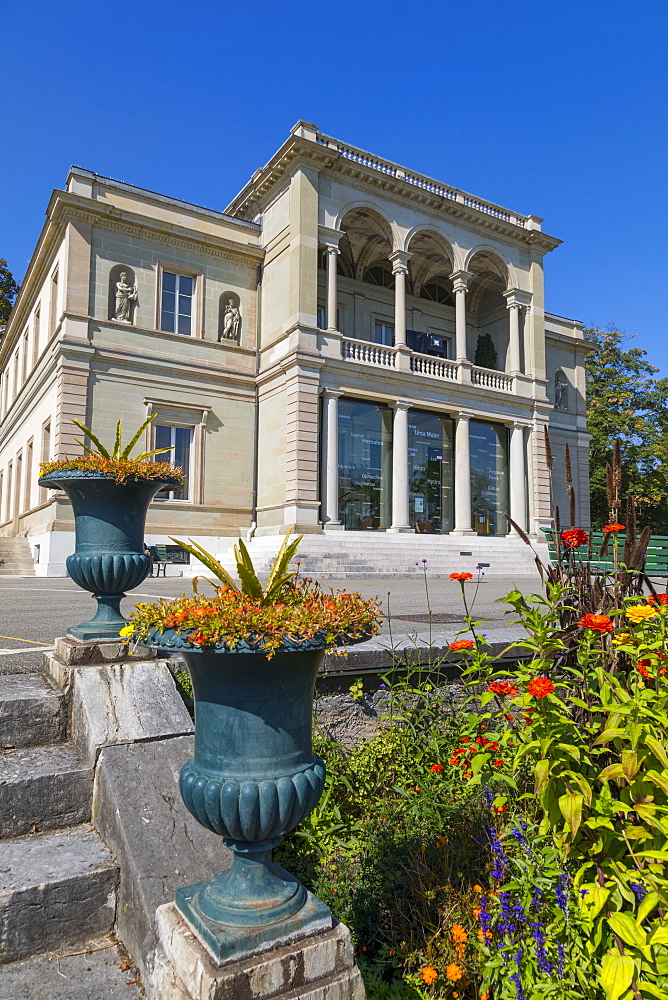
[
  {"left": 0, "top": 537, "right": 35, "bottom": 576},
  {"left": 0, "top": 671, "right": 142, "bottom": 997},
  {"left": 218, "top": 531, "right": 548, "bottom": 579}
]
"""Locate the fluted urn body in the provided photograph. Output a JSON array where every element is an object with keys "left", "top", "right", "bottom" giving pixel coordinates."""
[
  {"left": 38, "top": 470, "right": 177, "bottom": 640},
  {"left": 146, "top": 630, "right": 331, "bottom": 961}
]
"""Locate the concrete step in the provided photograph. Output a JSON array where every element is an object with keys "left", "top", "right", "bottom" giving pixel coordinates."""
[
  {"left": 0, "top": 744, "right": 92, "bottom": 837},
  {"left": 0, "top": 538, "right": 34, "bottom": 577},
  {"left": 0, "top": 825, "right": 117, "bottom": 964},
  {"left": 0, "top": 936, "right": 143, "bottom": 999},
  {"left": 0, "top": 674, "right": 66, "bottom": 749}
]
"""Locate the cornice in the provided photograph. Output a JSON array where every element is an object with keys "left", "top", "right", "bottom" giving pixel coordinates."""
[{"left": 225, "top": 134, "right": 562, "bottom": 255}]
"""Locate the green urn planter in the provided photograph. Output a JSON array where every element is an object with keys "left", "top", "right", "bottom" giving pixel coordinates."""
[
  {"left": 38, "top": 470, "right": 178, "bottom": 641},
  {"left": 146, "top": 628, "right": 339, "bottom": 961}
]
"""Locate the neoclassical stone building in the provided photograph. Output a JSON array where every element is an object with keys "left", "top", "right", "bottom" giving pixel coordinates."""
[{"left": 0, "top": 121, "right": 590, "bottom": 576}]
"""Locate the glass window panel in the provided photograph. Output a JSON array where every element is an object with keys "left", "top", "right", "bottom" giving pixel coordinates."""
[
  {"left": 469, "top": 420, "right": 509, "bottom": 537},
  {"left": 179, "top": 276, "right": 193, "bottom": 296},
  {"left": 177, "top": 313, "right": 192, "bottom": 336},
  {"left": 160, "top": 310, "right": 175, "bottom": 333},
  {"left": 178, "top": 293, "right": 192, "bottom": 316},
  {"left": 408, "top": 411, "right": 454, "bottom": 534},
  {"left": 162, "top": 290, "right": 176, "bottom": 311},
  {"left": 162, "top": 271, "right": 176, "bottom": 292},
  {"left": 175, "top": 426, "right": 192, "bottom": 500},
  {"left": 337, "top": 399, "right": 392, "bottom": 531}
]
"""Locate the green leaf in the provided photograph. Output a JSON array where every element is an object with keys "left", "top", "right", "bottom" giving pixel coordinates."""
[
  {"left": 600, "top": 763, "right": 626, "bottom": 781},
  {"left": 650, "top": 926, "right": 668, "bottom": 946},
  {"left": 578, "top": 883, "right": 609, "bottom": 918},
  {"left": 644, "top": 770, "right": 668, "bottom": 796},
  {"left": 71, "top": 419, "right": 110, "bottom": 458},
  {"left": 534, "top": 758, "right": 550, "bottom": 795},
  {"left": 121, "top": 413, "right": 158, "bottom": 459},
  {"left": 264, "top": 529, "right": 303, "bottom": 602},
  {"left": 600, "top": 951, "right": 635, "bottom": 1000},
  {"left": 112, "top": 420, "right": 123, "bottom": 459},
  {"left": 646, "top": 735, "right": 668, "bottom": 769},
  {"left": 637, "top": 891, "right": 660, "bottom": 924},
  {"left": 559, "top": 791, "right": 584, "bottom": 838},
  {"left": 133, "top": 447, "right": 174, "bottom": 461},
  {"left": 622, "top": 750, "right": 640, "bottom": 781},
  {"left": 168, "top": 537, "right": 238, "bottom": 591},
  {"left": 608, "top": 912, "right": 647, "bottom": 948},
  {"left": 234, "top": 538, "right": 264, "bottom": 601},
  {"left": 638, "top": 983, "right": 668, "bottom": 999},
  {"left": 594, "top": 728, "right": 629, "bottom": 746}
]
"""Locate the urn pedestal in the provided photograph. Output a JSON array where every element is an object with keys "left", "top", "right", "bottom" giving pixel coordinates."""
[
  {"left": 38, "top": 470, "right": 177, "bottom": 641},
  {"left": 147, "top": 631, "right": 332, "bottom": 963}
]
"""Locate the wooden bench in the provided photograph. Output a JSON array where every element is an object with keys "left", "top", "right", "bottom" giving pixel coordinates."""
[{"left": 541, "top": 530, "right": 668, "bottom": 579}]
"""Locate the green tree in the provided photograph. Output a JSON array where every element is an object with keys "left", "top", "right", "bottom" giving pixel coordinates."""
[
  {"left": 585, "top": 326, "right": 668, "bottom": 532},
  {"left": 474, "top": 332, "right": 498, "bottom": 369},
  {"left": 0, "top": 259, "right": 19, "bottom": 325}
]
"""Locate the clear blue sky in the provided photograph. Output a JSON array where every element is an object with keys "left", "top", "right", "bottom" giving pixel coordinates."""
[{"left": 4, "top": 0, "right": 667, "bottom": 374}]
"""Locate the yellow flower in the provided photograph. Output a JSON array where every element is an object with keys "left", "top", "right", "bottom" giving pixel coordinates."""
[
  {"left": 612, "top": 632, "right": 632, "bottom": 645},
  {"left": 626, "top": 605, "right": 659, "bottom": 624},
  {"left": 118, "top": 625, "right": 134, "bottom": 637}
]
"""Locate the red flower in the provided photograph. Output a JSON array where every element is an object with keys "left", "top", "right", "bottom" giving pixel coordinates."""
[
  {"left": 603, "top": 523, "right": 625, "bottom": 533},
  {"left": 562, "top": 529, "right": 589, "bottom": 548},
  {"left": 449, "top": 639, "right": 475, "bottom": 651},
  {"left": 450, "top": 572, "right": 473, "bottom": 581},
  {"left": 430, "top": 763, "right": 444, "bottom": 773},
  {"left": 638, "top": 661, "right": 652, "bottom": 679},
  {"left": 648, "top": 594, "right": 668, "bottom": 607},
  {"left": 579, "top": 614, "right": 615, "bottom": 633},
  {"left": 488, "top": 681, "right": 519, "bottom": 697},
  {"left": 527, "top": 677, "right": 555, "bottom": 698},
  {"left": 493, "top": 759, "right": 504, "bottom": 768}
]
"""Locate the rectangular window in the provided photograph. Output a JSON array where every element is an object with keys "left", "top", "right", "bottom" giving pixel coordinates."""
[
  {"left": 40, "top": 422, "right": 51, "bottom": 500},
  {"left": 13, "top": 351, "right": 19, "bottom": 401},
  {"left": 6, "top": 462, "right": 12, "bottom": 523},
  {"left": 33, "top": 305, "right": 41, "bottom": 366},
  {"left": 374, "top": 322, "right": 394, "bottom": 347},
  {"left": 337, "top": 398, "right": 393, "bottom": 531},
  {"left": 160, "top": 272, "right": 193, "bottom": 336},
  {"left": 153, "top": 424, "right": 193, "bottom": 500},
  {"left": 469, "top": 420, "right": 510, "bottom": 537},
  {"left": 24, "top": 440, "right": 33, "bottom": 512},
  {"left": 408, "top": 411, "right": 454, "bottom": 534},
  {"left": 22, "top": 329, "right": 29, "bottom": 384}
]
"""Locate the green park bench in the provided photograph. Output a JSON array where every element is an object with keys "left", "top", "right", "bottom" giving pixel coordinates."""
[{"left": 541, "top": 530, "right": 668, "bottom": 579}]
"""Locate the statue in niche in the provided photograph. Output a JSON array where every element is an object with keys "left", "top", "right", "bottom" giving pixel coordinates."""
[
  {"left": 218, "top": 298, "right": 241, "bottom": 343},
  {"left": 555, "top": 371, "right": 568, "bottom": 410},
  {"left": 113, "top": 271, "right": 138, "bottom": 323}
]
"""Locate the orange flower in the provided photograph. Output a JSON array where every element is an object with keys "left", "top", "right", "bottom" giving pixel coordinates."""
[
  {"left": 450, "top": 639, "right": 475, "bottom": 651},
  {"left": 430, "top": 763, "right": 444, "bottom": 773},
  {"left": 473, "top": 884, "right": 483, "bottom": 893},
  {"left": 603, "top": 523, "right": 625, "bottom": 532},
  {"left": 478, "top": 928, "right": 492, "bottom": 941},
  {"left": 435, "top": 835, "right": 447, "bottom": 848},
  {"left": 326, "top": 602, "right": 336, "bottom": 610},
  {"left": 488, "top": 681, "right": 519, "bottom": 697},
  {"left": 562, "top": 528, "right": 589, "bottom": 547},
  {"left": 481, "top": 992, "right": 490, "bottom": 1000},
  {"left": 527, "top": 676, "right": 555, "bottom": 698},
  {"left": 450, "top": 572, "right": 473, "bottom": 581},
  {"left": 638, "top": 662, "right": 651, "bottom": 679},
  {"left": 648, "top": 594, "right": 668, "bottom": 607},
  {"left": 421, "top": 966, "right": 438, "bottom": 986},
  {"left": 445, "top": 963, "right": 463, "bottom": 982},
  {"left": 579, "top": 613, "right": 614, "bottom": 633},
  {"left": 451, "top": 924, "right": 468, "bottom": 944}
]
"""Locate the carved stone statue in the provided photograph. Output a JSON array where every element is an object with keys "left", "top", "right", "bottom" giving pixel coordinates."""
[
  {"left": 219, "top": 299, "right": 241, "bottom": 343},
  {"left": 555, "top": 372, "right": 568, "bottom": 410},
  {"left": 113, "top": 271, "right": 138, "bottom": 323}
]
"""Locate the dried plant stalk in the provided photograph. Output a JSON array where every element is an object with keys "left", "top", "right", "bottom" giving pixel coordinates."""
[{"left": 544, "top": 427, "right": 553, "bottom": 471}]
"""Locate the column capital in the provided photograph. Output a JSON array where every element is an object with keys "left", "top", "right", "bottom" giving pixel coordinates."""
[
  {"left": 324, "top": 244, "right": 340, "bottom": 256},
  {"left": 389, "top": 249, "right": 411, "bottom": 275},
  {"left": 503, "top": 288, "right": 532, "bottom": 309},
  {"left": 318, "top": 225, "right": 344, "bottom": 249},
  {"left": 450, "top": 269, "right": 473, "bottom": 293},
  {"left": 321, "top": 387, "right": 343, "bottom": 399},
  {"left": 510, "top": 419, "right": 531, "bottom": 430},
  {"left": 456, "top": 410, "right": 473, "bottom": 421},
  {"left": 391, "top": 400, "right": 411, "bottom": 412}
]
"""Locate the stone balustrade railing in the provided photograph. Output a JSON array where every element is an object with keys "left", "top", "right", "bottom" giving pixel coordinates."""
[
  {"left": 471, "top": 366, "right": 513, "bottom": 391},
  {"left": 341, "top": 338, "right": 396, "bottom": 368},
  {"left": 410, "top": 354, "right": 458, "bottom": 381}
]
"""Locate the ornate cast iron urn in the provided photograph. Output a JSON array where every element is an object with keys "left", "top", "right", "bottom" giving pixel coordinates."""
[
  {"left": 146, "top": 629, "right": 333, "bottom": 961},
  {"left": 38, "top": 470, "right": 177, "bottom": 641}
]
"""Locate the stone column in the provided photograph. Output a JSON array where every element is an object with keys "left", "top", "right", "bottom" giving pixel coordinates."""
[
  {"left": 450, "top": 270, "right": 472, "bottom": 362},
  {"left": 320, "top": 389, "right": 343, "bottom": 528},
  {"left": 389, "top": 251, "right": 411, "bottom": 350},
  {"left": 388, "top": 402, "right": 412, "bottom": 532},
  {"left": 325, "top": 246, "right": 339, "bottom": 332},
  {"left": 452, "top": 411, "right": 475, "bottom": 535},
  {"left": 504, "top": 290, "right": 530, "bottom": 376},
  {"left": 509, "top": 421, "right": 527, "bottom": 532}
]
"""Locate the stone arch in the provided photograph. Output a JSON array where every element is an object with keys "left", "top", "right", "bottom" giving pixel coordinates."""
[
  {"left": 465, "top": 248, "right": 514, "bottom": 372},
  {"left": 218, "top": 291, "right": 242, "bottom": 345},
  {"left": 108, "top": 264, "right": 137, "bottom": 324},
  {"left": 464, "top": 246, "right": 515, "bottom": 289},
  {"left": 405, "top": 227, "right": 455, "bottom": 298},
  {"left": 337, "top": 204, "right": 396, "bottom": 280}
]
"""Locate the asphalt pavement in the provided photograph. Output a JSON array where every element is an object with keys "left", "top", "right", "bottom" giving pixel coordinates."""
[{"left": 0, "top": 569, "right": 543, "bottom": 674}]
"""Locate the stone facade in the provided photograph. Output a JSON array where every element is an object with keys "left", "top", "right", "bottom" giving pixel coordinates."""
[{"left": 0, "top": 121, "right": 592, "bottom": 575}]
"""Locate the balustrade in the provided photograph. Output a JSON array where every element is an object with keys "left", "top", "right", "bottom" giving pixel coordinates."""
[{"left": 471, "top": 366, "right": 513, "bottom": 392}]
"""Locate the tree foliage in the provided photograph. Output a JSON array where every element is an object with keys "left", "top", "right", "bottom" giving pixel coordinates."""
[
  {"left": 474, "top": 332, "right": 498, "bottom": 370},
  {"left": 585, "top": 327, "right": 668, "bottom": 532},
  {"left": 0, "top": 259, "right": 19, "bottom": 325}
]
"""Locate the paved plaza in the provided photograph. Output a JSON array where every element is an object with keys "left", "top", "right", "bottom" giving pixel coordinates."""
[{"left": 0, "top": 569, "right": 544, "bottom": 674}]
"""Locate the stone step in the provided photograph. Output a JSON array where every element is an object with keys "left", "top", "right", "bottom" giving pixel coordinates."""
[
  {"left": 0, "top": 674, "right": 66, "bottom": 749},
  {"left": 0, "top": 744, "right": 92, "bottom": 837},
  {"left": 0, "top": 825, "right": 117, "bottom": 964},
  {"left": 0, "top": 539, "right": 35, "bottom": 577},
  {"left": 0, "top": 936, "right": 143, "bottom": 999}
]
